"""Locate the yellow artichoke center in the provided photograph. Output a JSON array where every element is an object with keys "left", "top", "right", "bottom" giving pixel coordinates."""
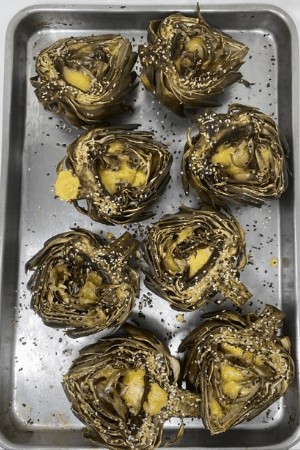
[
  {"left": 143, "top": 383, "right": 168, "bottom": 415},
  {"left": 121, "top": 367, "right": 168, "bottom": 416},
  {"left": 162, "top": 228, "right": 213, "bottom": 278},
  {"left": 99, "top": 142, "right": 149, "bottom": 195},
  {"left": 62, "top": 66, "right": 92, "bottom": 92},
  {"left": 55, "top": 170, "right": 80, "bottom": 201},
  {"left": 122, "top": 368, "right": 146, "bottom": 414}
]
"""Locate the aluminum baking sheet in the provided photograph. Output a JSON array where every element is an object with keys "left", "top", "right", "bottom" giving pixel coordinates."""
[{"left": 0, "top": 3, "right": 300, "bottom": 450}]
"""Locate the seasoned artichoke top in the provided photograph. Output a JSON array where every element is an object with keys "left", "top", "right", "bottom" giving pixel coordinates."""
[
  {"left": 142, "top": 204, "right": 252, "bottom": 311},
  {"left": 182, "top": 103, "right": 289, "bottom": 206},
  {"left": 55, "top": 126, "right": 172, "bottom": 225},
  {"left": 62, "top": 324, "right": 201, "bottom": 450},
  {"left": 31, "top": 35, "right": 138, "bottom": 128},
  {"left": 179, "top": 304, "right": 294, "bottom": 434},
  {"left": 138, "top": 6, "right": 249, "bottom": 116},
  {"left": 25, "top": 229, "right": 140, "bottom": 338}
]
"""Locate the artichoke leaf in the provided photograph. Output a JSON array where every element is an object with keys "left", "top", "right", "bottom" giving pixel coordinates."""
[
  {"left": 142, "top": 203, "right": 251, "bottom": 311},
  {"left": 138, "top": 6, "right": 249, "bottom": 115},
  {"left": 31, "top": 34, "right": 138, "bottom": 128},
  {"left": 63, "top": 325, "right": 201, "bottom": 449},
  {"left": 179, "top": 304, "right": 294, "bottom": 434},
  {"left": 55, "top": 126, "right": 173, "bottom": 224},
  {"left": 25, "top": 229, "right": 140, "bottom": 337},
  {"left": 182, "top": 103, "right": 289, "bottom": 206}
]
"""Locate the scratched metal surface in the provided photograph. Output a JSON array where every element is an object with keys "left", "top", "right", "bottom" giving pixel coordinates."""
[{"left": 0, "top": 3, "right": 299, "bottom": 449}]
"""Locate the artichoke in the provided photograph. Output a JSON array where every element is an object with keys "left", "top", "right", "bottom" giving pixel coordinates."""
[
  {"left": 142, "top": 204, "right": 252, "bottom": 311},
  {"left": 182, "top": 103, "right": 289, "bottom": 206},
  {"left": 55, "top": 126, "right": 173, "bottom": 225},
  {"left": 30, "top": 35, "right": 138, "bottom": 128},
  {"left": 138, "top": 6, "right": 249, "bottom": 116},
  {"left": 179, "top": 304, "right": 294, "bottom": 434},
  {"left": 25, "top": 229, "right": 140, "bottom": 338},
  {"left": 62, "top": 323, "right": 201, "bottom": 449}
]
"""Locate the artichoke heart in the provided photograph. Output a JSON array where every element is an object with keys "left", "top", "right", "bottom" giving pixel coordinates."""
[
  {"left": 162, "top": 227, "right": 213, "bottom": 278},
  {"left": 182, "top": 103, "right": 289, "bottom": 206},
  {"left": 143, "top": 383, "right": 168, "bottom": 415},
  {"left": 55, "top": 126, "right": 172, "bottom": 224},
  {"left": 77, "top": 272, "right": 103, "bottom": 305},
  {"left": 30, "top": 35, "right": 138, "bottom": 128},
  {"left": 99, "top": 149, "right": 149, "bottom": 195},
  {"left": 62, "top": 324, "right": 201, "bottom": 449},
  {"left": 62, "top": 66, "right": 92, "bottom": 92},
  {"left": 25, "top": 229, "right": 140, "bottom": 338},
  {"left": 142, "top": 204, "right": 252, "bottom": 311},
  {"left": 179, "top": 305, "right": 294, "bottom": 434},
  {"left": 122, "top": 368, "right": 146, "bottom": 414},
  {"left": 138, "top": 6, "right": 249, "bottom": 116},
  {"left": 55, "top": 170, "right": 80, "bottom": 201}
]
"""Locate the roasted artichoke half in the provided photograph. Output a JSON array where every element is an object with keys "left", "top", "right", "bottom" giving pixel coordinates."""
[
  {"left": 62, "top": 323, "right": 201, "bottom": 449},
  {"left": 55, "top": 126, "right": 173, "bottom": 225},
  {"left": 138, "top": 6, "right": 249, "bottom": 116},
  {"left": 179, "top": 304, "right": 294, "bottom": 434},
  {"left": 142, "top": 204, "right": 252, "bottom": 311},
  {"left": 30, "top": 35, "right": 138, "bottom": 128},
  {"left": 25, "top": 229, "right": 140, "bottom": 338},
  {"left": 182, "top": 103, "right": 289, "bottom": 206}
]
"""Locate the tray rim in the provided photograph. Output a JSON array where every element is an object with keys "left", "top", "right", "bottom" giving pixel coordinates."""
[{"left": 0, "top": 3, "right": 300, "bottom": 450}]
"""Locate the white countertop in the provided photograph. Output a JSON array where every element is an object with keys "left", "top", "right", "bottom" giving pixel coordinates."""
[{"left": 0, "top": 1, "right": 299, "bottom": 450}]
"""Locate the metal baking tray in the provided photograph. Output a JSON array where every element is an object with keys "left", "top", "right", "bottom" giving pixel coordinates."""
[{"left": 0, "top": 3, "right": 299, "bottom": 450}]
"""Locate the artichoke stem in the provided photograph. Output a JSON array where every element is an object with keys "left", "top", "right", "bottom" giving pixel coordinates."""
[
  {"left": 219, "top": 271, "right": 252, "bottom": 307},
  {"left": 251, "top": 304, "right": 284, "bottom": 333},
  {"left": 171, "top": 387, "right": 201, "bottom": 419},
  {"left": 107, "top": 231, "right": 140, "bottom": 262}
]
